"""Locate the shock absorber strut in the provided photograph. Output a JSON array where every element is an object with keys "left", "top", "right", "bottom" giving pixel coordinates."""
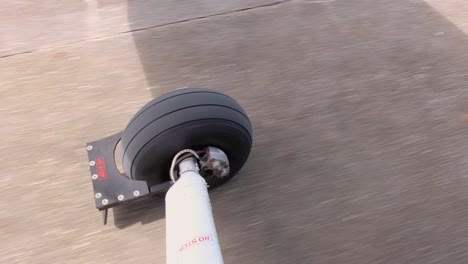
[{"left": 165, "top": 156, "right": 224, "bottom": 264}]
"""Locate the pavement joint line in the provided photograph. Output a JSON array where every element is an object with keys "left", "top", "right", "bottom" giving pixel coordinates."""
[{"left": 0, "top": 0, "right": 292, "bottom": 60}]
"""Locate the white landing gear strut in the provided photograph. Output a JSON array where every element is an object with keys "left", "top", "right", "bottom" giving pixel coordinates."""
[{"left": 165, "top": 155, "right": 224, "bottom": 264}]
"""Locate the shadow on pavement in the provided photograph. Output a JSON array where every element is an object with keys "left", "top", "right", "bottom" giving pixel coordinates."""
[
  {"left": 125, "top": 0, "right": 468, "bottom": 263},
  {"left": 113, "top": 195, "right": 165, "bottom": 229}
]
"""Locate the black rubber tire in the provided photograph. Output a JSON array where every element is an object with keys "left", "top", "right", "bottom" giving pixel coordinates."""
[{"left": 120, "top": 88, "right": 253, "bottom": 187}]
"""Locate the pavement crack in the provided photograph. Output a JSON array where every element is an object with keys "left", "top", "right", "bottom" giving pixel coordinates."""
[
  {"left": 124, "top": 0, "right": 292, "bottom": 34},
  {"left": 0, "top": 0, "right": 291, "bottom": 59}
]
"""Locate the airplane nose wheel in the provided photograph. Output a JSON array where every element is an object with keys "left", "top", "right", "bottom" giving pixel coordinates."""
[{"left": 120, "top": 88, "right": 253, "bottom": 188}]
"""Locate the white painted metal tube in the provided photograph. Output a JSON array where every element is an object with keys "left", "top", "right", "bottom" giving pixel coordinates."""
[{"left": 166, "top": 158, "right": 224, "bottom": 264}]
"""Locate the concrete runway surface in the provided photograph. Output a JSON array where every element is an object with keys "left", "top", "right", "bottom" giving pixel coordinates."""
[{"left": 2, "top": 0, "right": 468, "bottom": 263}]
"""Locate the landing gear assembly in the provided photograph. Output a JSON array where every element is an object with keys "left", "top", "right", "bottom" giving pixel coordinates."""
[{"left": 86, "top": 88, "right": 253, "bottom": 263}]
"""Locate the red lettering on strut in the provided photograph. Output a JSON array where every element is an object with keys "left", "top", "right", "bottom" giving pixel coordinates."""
[
  {"left": 198, "top": 235, "right": 211, "bottom": 242},
  {"left": 179, "top": 234, "right": 214, "bottom": 252},
  {"left": 96, "top": 158, "right": 107, "bottom": 180}
]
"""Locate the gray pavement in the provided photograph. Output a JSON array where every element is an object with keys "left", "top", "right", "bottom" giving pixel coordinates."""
[{"left": 2, "top": 0, "right": 468, "bottom": 263}]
